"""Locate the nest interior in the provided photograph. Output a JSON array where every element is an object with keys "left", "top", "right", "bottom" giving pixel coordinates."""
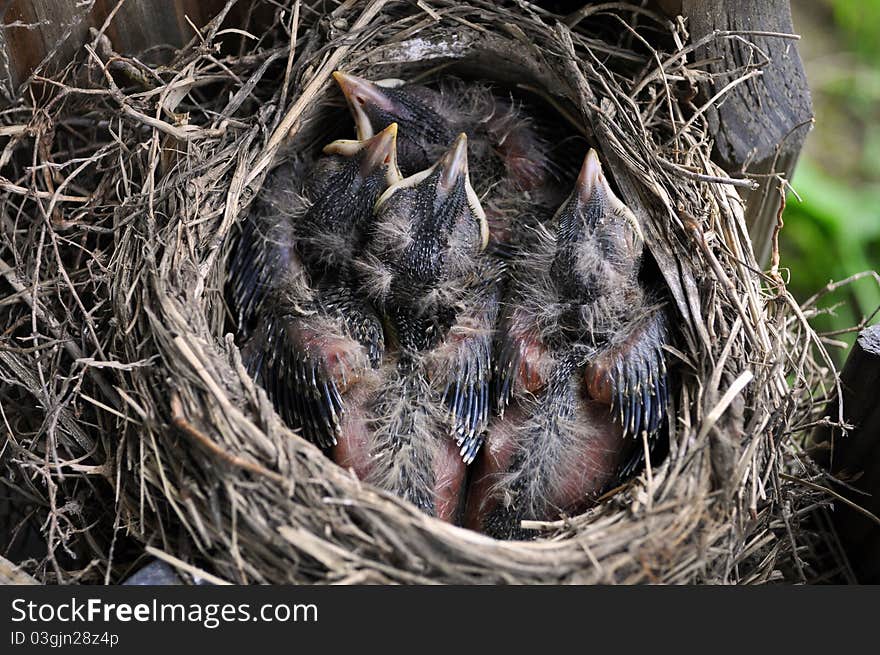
[{"left": 0, "top": 0, "right": 843, "bottom": 584}]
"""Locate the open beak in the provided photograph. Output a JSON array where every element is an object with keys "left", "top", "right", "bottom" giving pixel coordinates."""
[
  {"left": 362, "top": 123, "right": 400, "bottom": 183},
  {"left": 323, "top": 123, "right": 402, "bottom": 186},
  {"left": 436, "top": 132, "right": 469, "bottom": 196},
  {"left": 333, "top": 71, "right": 398, "bottom": 140}
]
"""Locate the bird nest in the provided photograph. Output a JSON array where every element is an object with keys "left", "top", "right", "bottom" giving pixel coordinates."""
[{"left": 0, "top": 0, "right": 840, "bottom": 584}]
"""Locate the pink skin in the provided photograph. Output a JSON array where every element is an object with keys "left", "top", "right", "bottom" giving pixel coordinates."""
[
  {"left": 330, "top": 381, "right": 376, "bottom": 480},
  {"left": 495, "top": 126, "right": 548, "bottom": 192},
  {"left": 517, "top": 338, "right": 548, "bottom": 395},
  {"left": 463, "top": 405, "right": 522, "bottom": 531},
  {"left": 584, "top": 316, "right": 654, "bottom": 406},
  {"left": 433, "top": 437, "right": 468, "bottom": 523},
  {"left": 584, "top": 359, "right": 614, "bottom": 405},
  {"left": 484, "top": 95, "right": 549, "bottom": 192},
  {"left": 507, "top": 310, "right": 553, "bottom": 395},
  {"left": 333, "top": 392, "right": 467, "bottom": 523},
  {"left": 293, "top": 326, "right": 367, "bottom": 395},
  {"left": 466, "top": 334, "right": 630, "bottom": 534},
  {"left": 484, "top": 208, "right": 513, "bottom": 248},
  {"left": 424, "top": 323, "right": 469, "bottom": 383},
  {"left": 548, "top": 399, "right": 628, "bottom": 512},
  {"left": 285, "top": 322, "right": 378, "bottom": 480},
  {"left": 331, "top": 380, "right": 466, "bottom": 523},
  {"left": 466, "top": 398, "right": 627, "bottom": 533},
  {"left": 320, "top": 325, "right": 467, "bottom": 522},
  {"left": 423, "top": 331, "right": 476, "bottom": 522}
]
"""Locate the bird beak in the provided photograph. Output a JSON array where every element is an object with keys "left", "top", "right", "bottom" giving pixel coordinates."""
[
  {"left": 375, "top": 134, "right": 489, "bottom": 251},
  {"left": 574, "top": 148, "right": 644, "bottom": 244},
  {"left": 333, "top": 71, "right": 398, "bottom": 140},
  {"left": 436, "top": 132, "right": 469, "bottom": 196},
  {"left": 322, "top": 123, "right": 402, "bottom": 186},
  {"left": 435, "top": 134, "right": 489, "bottom": 250},
  {"left": 362, "top": 123, "right": 401, "bottom": 185},
  {"left": 576, "top": 148, "right": 602, "bottom": 206}
]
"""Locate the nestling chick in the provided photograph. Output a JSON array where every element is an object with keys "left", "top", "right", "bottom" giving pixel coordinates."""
[
  {"left": 227, "top": 124, "right": 401, "bottom": 451},
  {"left": 333, "top": 71, "right": 549, "bottom": 192},
  {"left": 465, "top": 149, "right": 670, "bottom": 539},
  {"left": 356, "top": 134, "right": 502, "bottom": 520}
]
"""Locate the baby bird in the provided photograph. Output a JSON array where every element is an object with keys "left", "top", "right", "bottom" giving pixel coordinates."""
[
  {"left": 464, "top": 149, "right": 670, "bottom": 539},
  {"left": 226, "top": 124, "right": 401, "bottom": 452},
  {"left": 333, "top": 71, "right": 549, "bottom": 193},
  {"left": 355, "top": 134, "right": 502, "bottom": 521}
]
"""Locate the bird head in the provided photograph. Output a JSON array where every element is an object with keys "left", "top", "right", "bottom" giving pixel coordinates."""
[
  {"left": 333, "top": 71, "right": 456, "bottom": 174},
  {"left": 363, "top": 133, "right": 488, "bottom": 325},
  {"left": 321, "top": 120, "right": 401, "bottom": 187},
  {"left": 297, "top": 123, "right": 402, "bottom": 270},
  {"left": 549, "top": 149, "right": 644, "bottom": 301}
]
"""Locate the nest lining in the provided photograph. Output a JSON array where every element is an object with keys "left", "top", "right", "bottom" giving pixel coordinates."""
[{"left": 0, "top": 0, "right": 842, "bottom": 584}]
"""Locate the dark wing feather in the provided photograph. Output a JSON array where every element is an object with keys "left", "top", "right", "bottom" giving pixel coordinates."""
[
  {"left": 248, "top": 282, "right": 383, "bottom": 450},
  {"left": 227, "top": 156, "right": 311, "bottom": 337},
  {"left": 441, "top": 324, "right": 492, "bottom": 464},
  {"left": 438, "top": 261, "right": 503, "bottom": 463},
  {"left": 229, "top": 154, "right": 386, "bottom": 449},
  {"left": 228, "top": 197, "right": 344, "bottom": 447},
  {"left": 227, "top": 213, "right": 297, "bottom": 338},
  {"left": 605, "top": 304, "right": 671, "bottom": 478},
  {"left": 318, "top": 281, "right": 385, "bottom": 368},
  {"left": 248, "top": 309, "right": 351, "bottom": 450}
]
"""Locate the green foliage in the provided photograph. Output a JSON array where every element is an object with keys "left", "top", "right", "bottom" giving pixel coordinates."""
[
  {"left": 830, "top": 0, "right": 880, "bottom": 61},
  {"left": 780, "top": 0, "right": 880, "bottom": 353},
  {"left": 782, "top": 160, "right": 880, "bottom": 342}
]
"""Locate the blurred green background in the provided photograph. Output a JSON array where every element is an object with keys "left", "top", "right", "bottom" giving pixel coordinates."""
[{"left": 783, "top": 0, "right": 880, "bottom": 352}]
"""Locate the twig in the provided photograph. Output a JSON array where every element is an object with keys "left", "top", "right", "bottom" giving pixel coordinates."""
[
  {"left": 144, "top": 546, "right": 232, "bottom": 585},
  {"left": 170, "top": 393, "right": 288, "bottom": 486},
  {"left": 779, "top": 474, "right": 880, "bottom": 528}
]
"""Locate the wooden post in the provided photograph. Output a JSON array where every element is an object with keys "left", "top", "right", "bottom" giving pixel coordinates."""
[
  {"left": 678, "top": 0, "right": 813, "bottom": 266},
  {"left": 812, "top": 325, "right": 880, "bottom": 583}
]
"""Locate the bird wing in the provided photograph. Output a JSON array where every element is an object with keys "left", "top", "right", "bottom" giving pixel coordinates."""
[
  {"left": 430, "top": 260, "right": 503, "bottom": 464},
  {"left": 227, "top": 208, "right": 298, "bottom": 339},
  {"left": 586, "top": 302, "right": 670, "bottom": 478},
  {"left": 229, "top": 212, "right": 382, "bottom": 449},
  {"left": 318, "top": 281, "right": 385, "bottom": 368},
  {"left": 227, "top": 157, "right": 311, "bottom": 338},
  {"left": 246, "top": 295, "right": 379, "bottom": 450},
  {"left": 229, "top": 155, "right": 387, "bottom": 449},
  {"left": 611, "top": 303, "right": 670, "bottom": 439},
  {"left": 228, "top": 190, "right": 347, "bottom": 449}
]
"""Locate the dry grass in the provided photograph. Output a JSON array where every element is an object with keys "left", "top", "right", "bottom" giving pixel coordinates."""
[{"left": 0, "top": 0, "right": 850, "bottom": 584}]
